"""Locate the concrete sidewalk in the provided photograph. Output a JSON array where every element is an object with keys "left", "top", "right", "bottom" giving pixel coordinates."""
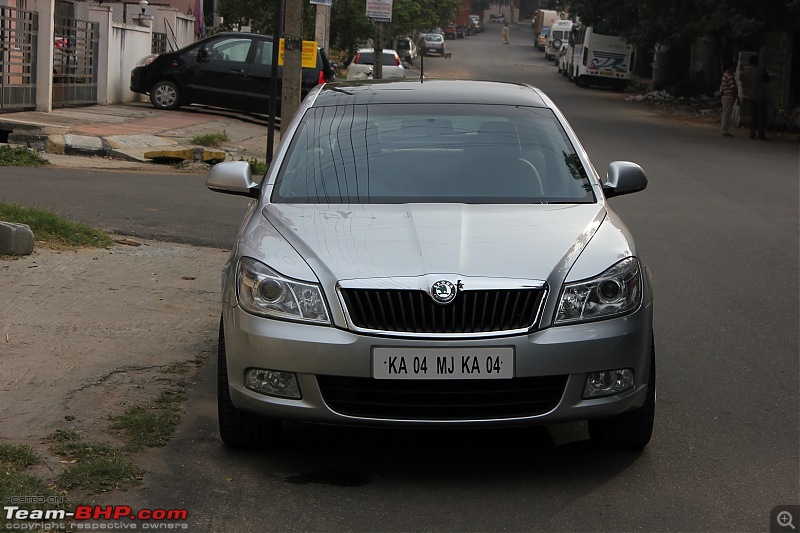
[{"left": 0, "top": 102, "right": 277, "bottom": 166}]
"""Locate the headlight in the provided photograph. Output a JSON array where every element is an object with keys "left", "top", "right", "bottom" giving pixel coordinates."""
[
  {"left": 237, "top": 257, "right": 330, "bottom": 324},
  {"left": 555, "top": 257, "right": 641, "bottom": 324},
  {"left": 136, "top": 54, "right": 158, "bottom": 67}
]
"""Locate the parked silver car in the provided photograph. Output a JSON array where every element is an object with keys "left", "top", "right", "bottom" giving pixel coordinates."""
[
  {"left": 419, "top": 33, "right": 446, "bottom": 57},
  {"left": 207, "top": 79, "right": 655, "bottom": 450}
]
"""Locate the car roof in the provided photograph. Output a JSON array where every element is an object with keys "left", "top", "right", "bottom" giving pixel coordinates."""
[
  {"left": 314, "top": 80, "right": 548, "bottom": 108},
  {"left": 195, "top": 32, "right": 326, "bottom": 52},
  {"left": 210, "top": 32, "right": 272, "bottom": 41}
]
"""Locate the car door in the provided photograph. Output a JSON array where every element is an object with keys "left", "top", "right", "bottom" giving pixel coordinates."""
[
  {"left": 183, "top": 35, "right": 254, "bottom": 108},
  {"left": 243, "top": 39, "right": 330, "bottom": 116},
  {"left": 241, "top": 37, "right": 282, "bottom": 114}
]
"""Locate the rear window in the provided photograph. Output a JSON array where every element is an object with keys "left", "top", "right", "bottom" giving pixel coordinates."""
[
  {"left": 355, "top": 52, "right": 397, "bottom": 65},
  {"left": 272, "top": 104, "right": 594, "bottom": 204},
  {"left": 425, "top": 35, "right": 443, "bottom": 42}
]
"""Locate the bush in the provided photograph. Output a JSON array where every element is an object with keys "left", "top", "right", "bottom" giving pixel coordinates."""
[{"left": 0, "top": 145, "right": 49, "bottom": 167}]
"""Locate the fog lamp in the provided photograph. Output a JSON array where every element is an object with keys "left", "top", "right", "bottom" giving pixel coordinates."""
[
  {"left": 583, "top": 369, "right": 634, "bottom": 398},
  {"left": 245, "top": 369, "right": 301, "bottom": 399}
]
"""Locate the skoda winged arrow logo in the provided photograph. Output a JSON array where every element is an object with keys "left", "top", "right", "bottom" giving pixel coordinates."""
[{"left": 430, "top": 280, "right": 457, "bottom": 304}]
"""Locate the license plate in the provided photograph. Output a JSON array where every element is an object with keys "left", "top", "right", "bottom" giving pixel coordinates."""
[{"left": 373, "top": 347, "right": 514, "bottom": 380}]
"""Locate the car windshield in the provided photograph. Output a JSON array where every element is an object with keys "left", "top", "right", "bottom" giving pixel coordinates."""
[{"left": 272, "top": 103, "right": 594, "bottom": 204}]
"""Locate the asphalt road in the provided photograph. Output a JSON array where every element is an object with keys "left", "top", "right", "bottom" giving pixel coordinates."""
[
  {"left": 0, "top": 168, "right": 250, "bottom": 249},
  {"left": 2, "top": 21, "right": 798, "bottom": 531}
]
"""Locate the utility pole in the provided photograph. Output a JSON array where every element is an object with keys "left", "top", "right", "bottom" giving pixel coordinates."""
[
  {"left": 282, "top": 0, "right": 303, "bottom": 124},
  {"left": 266, "top": 0, "right": 283, "bottom": 164},
  {"left": 373, "top": 22, "right": 383, "bottom": 79},
  {"left": 314, "top": 2, "right": 330, "bottom": 51}
]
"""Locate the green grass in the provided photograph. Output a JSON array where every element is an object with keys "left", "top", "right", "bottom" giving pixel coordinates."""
[
  {"left": 0, "top": 145, "right": 49, "bottom": 167},
  {"left": 108, "top": 400, "right": 181, "bottom": 450},
  {"left": 191, "top": 131, "right": 229, "bottom": 147},
  {"left": 49, "top": 441, "right": 115, "bottom": 461},
  {"left": 48, "top": 429, "right": 81, "bottom": 442},
  {"left": 0, "top": 442, "right": 39, "bottom": 470},
  {"left": 0, "top": 201, "right": 113, "bottom": 248},
  {"left": 0, "top": 472, "right": 67, "bottom": 528},
  {"left": 46, "top": 433, "right": 142, "bottom": 494},
  {"left": 0, "top": 443, "right": 71, "bottom": 528},
  {"left": 56, "top": 456, "right": 142, "bottom": 492},
  {"left": 247, "top": 157, "right": 268, "bottom": 175}
]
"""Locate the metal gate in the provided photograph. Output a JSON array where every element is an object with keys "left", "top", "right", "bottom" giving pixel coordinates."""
[
  {"left": 52, "top": 15, "right": 98, "bottom": 107},
  {"left": 0, "top": 6, "right": 38, "bottom": 111}
]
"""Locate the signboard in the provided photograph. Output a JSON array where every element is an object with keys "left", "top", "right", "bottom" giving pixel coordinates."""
[
  {"left": 366, "top": 0, "right": 392, "bottom": 22},
  {"left": 310, "top": 0, "right": 332, "bottom": 4},
  {"left": 278, "top": 39, "right": 319, "bottom": 68}
]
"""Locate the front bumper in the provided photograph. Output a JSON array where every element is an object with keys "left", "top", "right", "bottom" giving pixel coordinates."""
[
  {"left": 222, "top": 299, "right": 653, "bottom": 427},
  {"left": 130, "top": 66, "right": 146, "bottom": 94}
]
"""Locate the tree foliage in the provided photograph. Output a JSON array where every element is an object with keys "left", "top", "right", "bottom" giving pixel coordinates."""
[
  {"left": 557, "top": 0, "right": 798, "bottom": 49},
  {"left": 215, "top": 0, "right": 462, "bottom": 55}
]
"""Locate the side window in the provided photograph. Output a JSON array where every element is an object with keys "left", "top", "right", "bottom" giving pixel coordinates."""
[
  {"left": 254, "top": 41, "right": 274, "bottom": 66},
  {"left": 206, "top": 37, "right": 252, "bottom": 63}
]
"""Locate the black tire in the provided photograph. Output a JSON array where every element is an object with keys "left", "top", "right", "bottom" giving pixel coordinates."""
[
  {"left": 149, "top": 80, "right": 181, "bottom": 110},
  {"left": 218, "top": 318, "right": 282, "bottom": 448},
  {"left": 588, "top": 336, "right": 656, "bottom": 449}
]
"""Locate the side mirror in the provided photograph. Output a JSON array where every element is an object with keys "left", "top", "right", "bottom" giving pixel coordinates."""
[
  {"left": 603, "top": 161, "right": 648, "bottom": 198},
  {"left": 197, "top": 48, "right": 209, "bottom": 62},
  {"left": 206, "top": 161, "right": 261, "bottom": 198}
]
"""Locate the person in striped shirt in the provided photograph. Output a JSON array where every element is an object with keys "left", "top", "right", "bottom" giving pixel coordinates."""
[{"left": 719, "top": 62, "right": 739, "bottom": 137}]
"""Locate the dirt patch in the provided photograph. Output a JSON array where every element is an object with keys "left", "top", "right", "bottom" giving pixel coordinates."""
[
  {"left": 0, "top": 239, "right": 228, "bottom": 467},
  {"left": 627, "top": 91, "right": 720, "bottom": 125}
]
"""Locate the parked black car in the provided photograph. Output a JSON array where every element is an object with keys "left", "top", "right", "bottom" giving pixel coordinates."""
[{"left": 130, "top": 32, "right": 335, "bottom": 115}]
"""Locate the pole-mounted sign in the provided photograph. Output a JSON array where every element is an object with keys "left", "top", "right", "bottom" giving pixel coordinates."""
[{"left": 366, "top": 0, "right": 392, "bottom": 22}]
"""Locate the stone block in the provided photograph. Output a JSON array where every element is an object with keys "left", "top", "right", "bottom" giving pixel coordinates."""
[
  {"left": 63, "top": 134, "right": 108, "bottom": 156},
  {"left": 0, "top": 222, "right": 35, "bottom": 256}
]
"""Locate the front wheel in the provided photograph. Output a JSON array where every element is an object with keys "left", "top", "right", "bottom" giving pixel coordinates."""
[
  {"left": 218, "top": 319, "right": 282, "bottom": 448},
  {"left": 149, "top": 80, "right": 181, "bottom": 110},
  {"left": 588, "top": 336, "right": 656, "bottom": 449}
]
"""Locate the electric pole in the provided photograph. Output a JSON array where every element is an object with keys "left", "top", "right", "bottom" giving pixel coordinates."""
[
  {"left": 282, "top": 0, "right": 303, "bottom": 124},
  {"left": 314, "top": 2, "right": 330, "bottom": 51},
  {"left": 267, "top": 0, "right": 283, "bottom": 164},
  {"left": 373, "top": 21, "right": 383, "bottom": 79}
]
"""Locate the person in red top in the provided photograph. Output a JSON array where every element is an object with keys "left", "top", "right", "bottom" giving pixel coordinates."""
[{"left": 719, "top": 62, "right": 739, "bottom": 137}]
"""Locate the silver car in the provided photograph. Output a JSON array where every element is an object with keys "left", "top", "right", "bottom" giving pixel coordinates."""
[
  {"left": 419, "top": 33, "right": 446, "bottom": 57},
  {"left": 207, "top": 80, "right": 655, "bottom": 450}
]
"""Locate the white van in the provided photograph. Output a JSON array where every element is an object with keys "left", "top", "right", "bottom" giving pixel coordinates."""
[
  {"left": 545, "top": 19, "right": 573, "bottom": 61},
  {"left": 570, "top": 26, "right": 632, "bottom": 90}
]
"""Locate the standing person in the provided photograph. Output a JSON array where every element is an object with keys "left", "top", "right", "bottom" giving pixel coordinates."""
[
  {"left": 719, "top": 62, "right": 739, "bottom": 137},
  {"left": 502, "top": 23, "right": 510, "bottom": 45},
  {"left": 742, "top": 55, "right": 769, "bottom": 139}
]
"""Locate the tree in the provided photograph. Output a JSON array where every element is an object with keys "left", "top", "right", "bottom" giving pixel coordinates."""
[
  {"left": 558, "top": 0, "right": 799, "bottom": 50},
  {"left": 216, "top": 0, "right": 461, "bottom": 55},
  {"left": 471, "top": 0, "right": 491, "bottom": 13}
]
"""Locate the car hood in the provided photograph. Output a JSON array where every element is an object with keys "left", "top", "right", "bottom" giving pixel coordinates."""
[{"left": 263, "top": 203, "right": 605, "bottom": 284}]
